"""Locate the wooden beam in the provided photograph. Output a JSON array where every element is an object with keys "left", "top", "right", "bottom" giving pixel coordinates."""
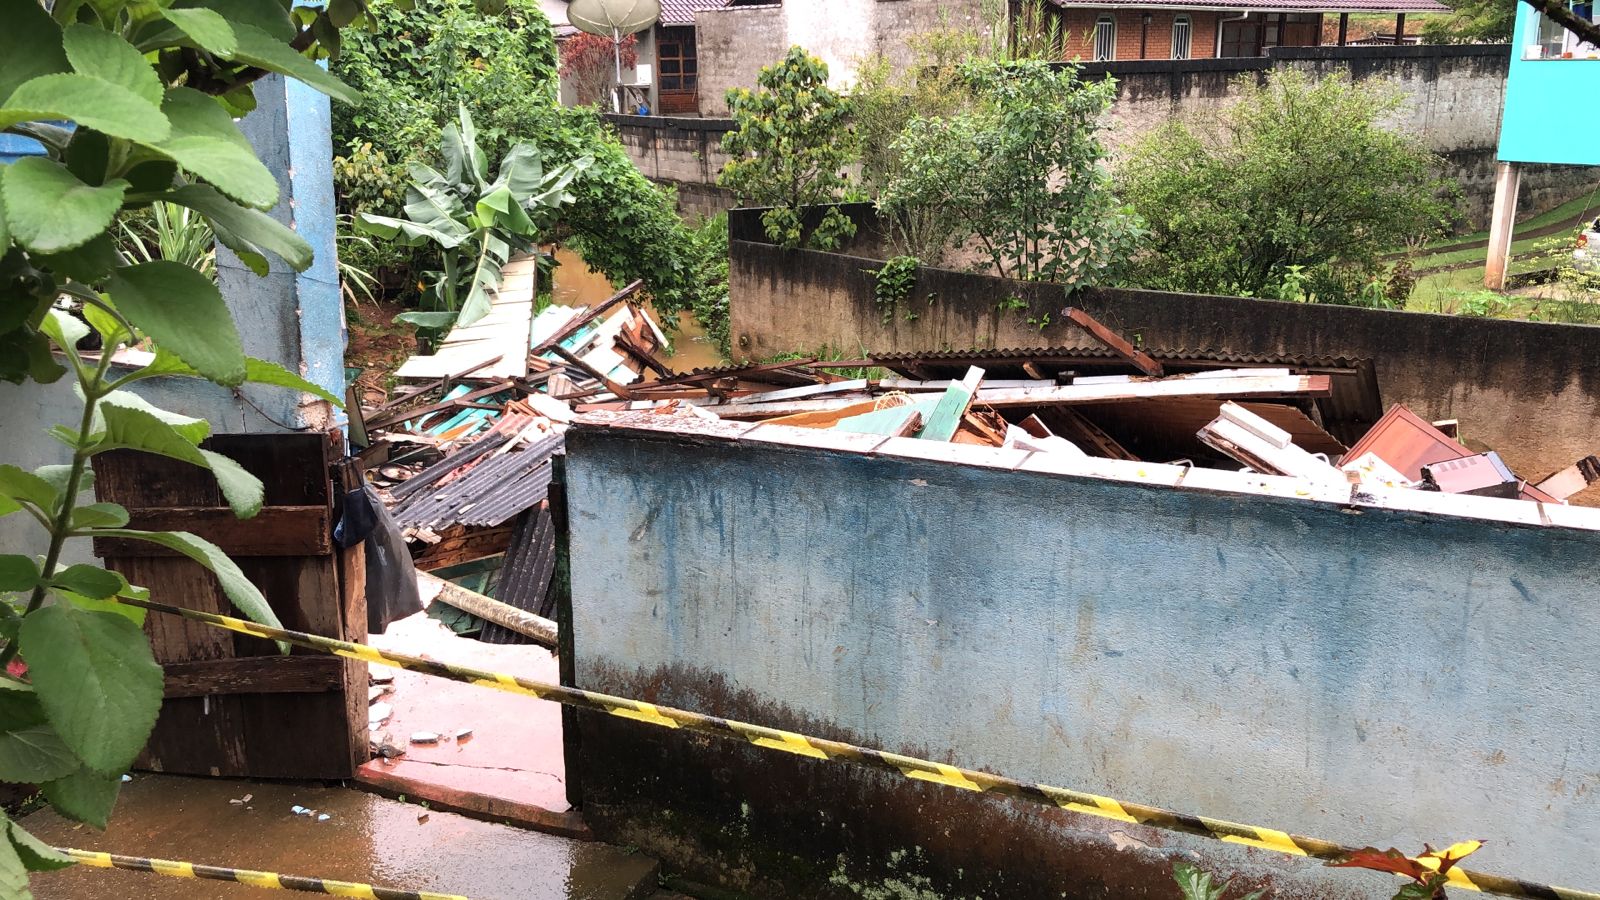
[
  {"left": 364, "top": 355, "right": 505, "bottom": 421},
  {"left": 550, "top": 345, "right": 637, "bottom": 400},
  {"left": 411, "top": 523, "right": 514, "bottom": 571},
  {"left": 162, "top": 656, "right": 346, "bottom": 698},
  {"left": 1062, "top": 307, "right": 1163, "bottom": 376},
  {"left": 530, "top": 279, "right": 643, "bottom": 355},
  {"left": 93, "top": 506, "right": 331, "bottom": 557},
  {"left": 419, "top": 572, "right": 558, "bottom": 650},
  {"left": 364, "top": 381, "right": 515, "bottom": 432}
]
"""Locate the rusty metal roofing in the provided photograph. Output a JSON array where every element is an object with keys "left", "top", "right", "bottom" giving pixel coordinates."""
[{"left": 391, "top": 432, "right": 564, "bottom": 532}]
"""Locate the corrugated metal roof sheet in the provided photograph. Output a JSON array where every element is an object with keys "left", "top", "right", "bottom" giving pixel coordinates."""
[{"left": 391, "top": 433, "right": 564, "bottom": 531}]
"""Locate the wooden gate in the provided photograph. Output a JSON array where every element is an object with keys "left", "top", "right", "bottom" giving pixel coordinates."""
[{"left": 93, "top": 433, "right": 367, "bottom": 780}]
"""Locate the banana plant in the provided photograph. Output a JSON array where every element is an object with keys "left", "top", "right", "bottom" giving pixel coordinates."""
[{"left": 357, "top": 106, "right": 591, "bottom": 333}]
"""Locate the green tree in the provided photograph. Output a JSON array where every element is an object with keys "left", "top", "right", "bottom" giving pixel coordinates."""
[
  {"left": 330, "top": 0, "right": 712, "bottom": 330},
  {"left": 880, "top": 59, "right": 1142, "bottom": 285},
  {"left": 357, "top": 106, "right": 590, "bottom": 332},
  {"left": 719, "top": 46, "right": 859, "bottom": 250},
  {"left": 1117, "top": 70, "right": 1455, "bottom": 302},
  {"left": 1421, "top": 0, "right": 1517, "bottom": 43},
  {"left": 0, "top": 0, "right": 352, "bottom": 886}
]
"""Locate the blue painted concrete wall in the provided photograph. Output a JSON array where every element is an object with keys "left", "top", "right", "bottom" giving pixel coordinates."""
[
  {"left": 567, "top": 424, "right": 1600, "bottom": 896},
  {"left": 1498, "top": 2, "right": 1600, "bottom": 165}
]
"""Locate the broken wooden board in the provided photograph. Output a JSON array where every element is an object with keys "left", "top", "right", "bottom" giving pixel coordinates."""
[
  {"left": 1062, "top": 307, "right": 1163, "bottom": 376},
  {"left": 1198, "top": 402, "right": 1348, "bottom": 483},
  {"left": 832, "top": 398, "right": 939, "bottom": 436},
  {"left": 917, "top": 367, "right": 985, "bottom": 441},
  {"left": 395, "top": 256, "right": 539, "bottom": 381}
]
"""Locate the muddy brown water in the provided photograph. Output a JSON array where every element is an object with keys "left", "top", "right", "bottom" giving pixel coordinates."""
[{"left": 550, "top": 247, "right": 723, "bottom": 372}]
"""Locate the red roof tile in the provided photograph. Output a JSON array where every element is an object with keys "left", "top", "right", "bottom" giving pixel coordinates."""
[{"left": 660, "top": 0, "right": 731, "bottom": 26}]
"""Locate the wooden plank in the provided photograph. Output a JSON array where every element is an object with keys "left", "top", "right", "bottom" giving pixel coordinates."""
[
  {"left": 94, "top": 506, "right": 330, "bottom": 558},
  {"left": 531, "top": 280, "right": 643, "bottom": 355},
  {"left": 365, "top": 381, "right": 514, "bottom": 431},
  {"left": 974, "top": 373, "right": 1332, "bottom": 408},
  {"left": 421, "top": 573, "right": 558, "bottom": 649},
  {"left": 726, "top": 378, "right": 869, "bottom": 405},
  {"left": 833, "top": 399, "right": 939, "bottom": 436},
  {"left": 917, "top": 368, "right": 984, "bottom": 441},
  {"left": 551, "top": 345, "right": 637, "bottom": 400},
  {"left": 1035, "top": 408, "right": 1138, "bottom": 460},
  {"left": 1062, "top": 307, "right": 1164, "bottom": 376},
  {"left": 162, "top": 656, "right": 347, "bottom": 698}
]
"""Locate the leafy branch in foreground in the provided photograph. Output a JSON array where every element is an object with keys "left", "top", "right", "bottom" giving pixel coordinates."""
[{"left": 0, "top": 0, "right": 357, "bottom": 889}]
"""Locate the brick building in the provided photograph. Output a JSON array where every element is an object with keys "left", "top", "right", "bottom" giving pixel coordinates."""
[{"left": 1047, "top": 0, "right": 1448, "bottom": 61}]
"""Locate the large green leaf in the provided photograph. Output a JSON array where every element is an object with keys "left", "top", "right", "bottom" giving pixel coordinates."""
[
  {"left": 132, "top": 350, "right": 343, "bottom": 407},
  {"left": 0, "top": 829, "right": 27, "bottom": 900},
  {"left": 393, "top": 310, "right": 459, "bottom": 330},
  {"left": 356, "top": 212, "right": 464, "bottom": 249},
  {"left": 0, "top": 0, "right": 68, "bottom": 105},
  {"left": 228, "top": 24, "right": 360, "bottom": 105},
  {"left": 51, "top": 564, "right": 123, "bottom": 600},
  {"left": 0, "top": 555, "right": 40, "bottom": 592},
  {"left": 189, "top": 0, "right": 294, "bottom": 41},
  {"left": 41, "top": 764, "right": 121, "bottom": 829},
  {"left": 159, "top": 7, "right": 238, "bottom": 56},
  {"left": 90, "top": 530, "right": 282, "bottom": 635},
  {"left": 4, "top": 817, "right": 74, "bottom": 872},
  {"left": 97, "top": 389, "right": 210, "bottom": 444},
  {"left": 0, "top": 73, "right": 169, "bottom": 142},
  {"left": 0, "top": 465, "right": 57, "bottom": 511},
  {"left": 33, "top": 464, "right": 90, "bottom": 504},
  {"left": 0, "top": 159, "right": 128, "bottom": 254},
  {"left": 162, "top": 184, "right": 311, "bottom": 272},
  {"left": 69, "top": 503, "right": 129, "bottom": 530},
  {"left": 93, "top": 403, "right": 262, "bottom": 518},
  {"left": 62, "top": 25, "right": 162, "bottom": 107},
  {"left": 107, "top": 261, "right": 246, "bottom": 386},
  {"left": 36, "top": 234, "right": 119, "bottom": 283},
  {"left": 19, "top": 605, "right": 163, "bottom": 775},
  {"left": 0, "top": 682, "right": 81, "bottom": 783},
  {"left": 141, "top": 88, "right": 277, "bottom": 210}
]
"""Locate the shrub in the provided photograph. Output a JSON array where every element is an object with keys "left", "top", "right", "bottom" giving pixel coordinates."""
[
  {"left": 1117, "top": 70, "right": 1456, "bottom": 302},
  {"left": 719, "top": 47, "right": 859, "bottom": 250}
]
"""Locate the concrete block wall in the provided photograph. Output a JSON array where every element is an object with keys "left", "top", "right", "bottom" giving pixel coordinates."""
[{"left": 565, "top": 413, "right": 1600, "bottom": 898}]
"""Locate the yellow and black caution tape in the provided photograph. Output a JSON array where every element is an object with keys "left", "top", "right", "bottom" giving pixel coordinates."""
[
  {"left": 115, "top": 596, "right": 1600, "bottom": 900},
  {"left": 57, "top": 847, "right": 467, "bottom": 899}
]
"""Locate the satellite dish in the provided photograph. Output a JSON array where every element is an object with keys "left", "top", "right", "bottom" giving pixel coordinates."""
[
  {"left": 567, "top": 0, "right": 660, "bottom": 38},
  {"left": 567, "top": 0, "right": 660, "bottom": 112}
]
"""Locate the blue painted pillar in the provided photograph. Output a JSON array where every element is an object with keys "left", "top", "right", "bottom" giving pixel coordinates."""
[{"left": 209, "top": 73, "right": 345, "bottom": 433}]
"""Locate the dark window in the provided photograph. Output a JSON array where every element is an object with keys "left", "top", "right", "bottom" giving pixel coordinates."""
[{"left": 658, "top": 27, "right": 697, "bottom": 92}]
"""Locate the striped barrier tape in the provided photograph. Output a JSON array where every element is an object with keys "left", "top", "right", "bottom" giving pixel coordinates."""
[
  {"left": 57, "top": 847, "right": 467, "bottom": 899},
  {"left": 114, "top": 596, "right": 1600, "bottom": 900}
]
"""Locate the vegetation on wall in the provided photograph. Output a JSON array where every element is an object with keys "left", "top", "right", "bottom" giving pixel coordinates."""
[
  {"left": 0, "top": 0, "right": 352, "bottom": 886},
  {"left": 882, "top": 59, "right": 1143, "bottom": 285},
  {"left": 719, "top": 46, "right": 859, "bottom": 251},
  {"left": 1116, "top": 70, "right": 1455, "bottom": 305},
  {"left": 1420, "top": 0, "right": 1517, "bottom": 42}
]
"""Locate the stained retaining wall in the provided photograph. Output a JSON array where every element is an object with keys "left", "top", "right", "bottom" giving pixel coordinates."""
[{"left": 564, "top": 416, "right": 1600, "bottom": 898}]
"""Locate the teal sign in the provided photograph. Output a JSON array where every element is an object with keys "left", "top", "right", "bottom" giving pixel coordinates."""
[{"left": 1497, "top": 0, "right": 1600, "bottom": 165}]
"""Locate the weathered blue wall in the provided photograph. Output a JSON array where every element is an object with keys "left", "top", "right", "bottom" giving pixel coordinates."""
[{"left": 566, "top": 419, "right": 1600, "bottom": 898}]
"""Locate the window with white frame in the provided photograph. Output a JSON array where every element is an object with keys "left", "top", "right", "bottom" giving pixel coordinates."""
[
  {"left": 1526, "top": 0, "right": 1599, "bottom": 58},
  {"left": 1171, "top": 14, "right": 1192, "bottom": 58},
  {"left": 1094, "top": 13, "right": 1117, "bottom": 61}
]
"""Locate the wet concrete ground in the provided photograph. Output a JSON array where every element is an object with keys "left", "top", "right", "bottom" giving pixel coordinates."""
[
  {"left": 21, "top": 775, "right": 659, "bottom": 899},
  {"left": 356, "top": 609, "right": 582, "bottom": 835}
]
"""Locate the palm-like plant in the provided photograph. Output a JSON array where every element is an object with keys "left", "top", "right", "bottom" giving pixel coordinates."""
[
  {"left": 117, "top": 202, "right": 217, "bottom": 280},
  {"left": 357, "top": 106, "right": 591, "bottom": 332}
]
